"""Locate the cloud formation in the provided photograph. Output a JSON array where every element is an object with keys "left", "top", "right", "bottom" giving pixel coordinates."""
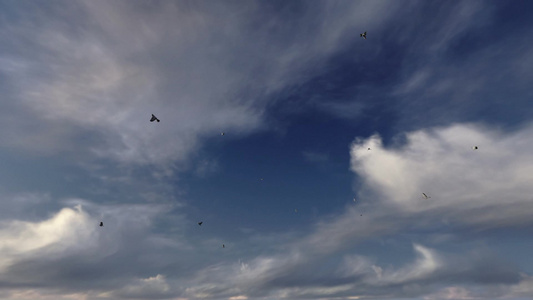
[{"left": 0, "top": 1, "right": 532, "bottom": 300}]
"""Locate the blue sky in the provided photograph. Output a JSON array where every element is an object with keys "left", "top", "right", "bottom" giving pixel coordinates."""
[{"left": 0, "top": 1, "right": 533, "bottom": 299}]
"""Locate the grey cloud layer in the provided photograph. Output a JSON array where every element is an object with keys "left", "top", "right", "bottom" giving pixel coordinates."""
[{"left": 0, "top": 0, "right": 395, "bottom": 166}]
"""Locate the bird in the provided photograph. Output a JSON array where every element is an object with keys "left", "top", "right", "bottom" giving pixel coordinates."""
[
  {"left": 222, "top": 244, "right": 225, "bottom": 248},
  {"left": 367, "top": 148, "right": 371, "bottom": 150},
  {"left": 150, "top": 114, "right": 160, "bottom": 122},
  {"left": 198, "top": 222, "right": 203, "bottom": 226},
  {"left": 221, "top": 132, "right": 225, "bottom": 136},
  {"left": 99, "top": 222, "right": 103, "bottom": 227},
  {"left": 422, "top": 193, "right": 431, "bottom": 199},
  {"left": 473, "top": 146, "right": 478, "bottom": 150},
  {"left": 360, "top": 31, "right": 367, "bottom": 39}
]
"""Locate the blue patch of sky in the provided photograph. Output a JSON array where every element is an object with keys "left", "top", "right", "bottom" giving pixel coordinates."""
[{"left": 182, "top": 119, "right": 357, "bottom": 234}]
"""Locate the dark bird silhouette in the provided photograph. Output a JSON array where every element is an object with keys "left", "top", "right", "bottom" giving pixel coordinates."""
[
  {"left": 150, "top": 114, "right": 160, "bottom": 122},
  {"left": 360, "top": 31, "right": 367, "bottom": 39},
  {"left": 99, "top": 222, "right": 103, "bottom": 227},
  {"left": 368, "top": 148, "right": 371, "bottom": 150},
  {"left": 422, "top": 193, "right": 431, "bottom": 199},
  {"left": 222, "top": 244, "right": 225, "bottom": 248},
  {"left": 198, "top": 222, "right": 203, "bottom": 226}
]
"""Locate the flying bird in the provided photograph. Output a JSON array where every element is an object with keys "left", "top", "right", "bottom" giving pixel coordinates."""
[
  {"left": 422, "top": 193, "right": 431, "bottom": 199},
  {"left": 222, "top": 244, "right": 225, "bottom": 248},
  {"left": 198, "top": 222, "right": 203, "bottom": 226},
  {"left": 99, "top": 222, "right": 103, "bottom": 227},
  {"left": 473, "top": 146, "right": 478, "bottom": 150},
  {"left": 360, "top": 31, "right": 367, "bottom": 39},
  {"left": 367, "top": 148, "right": 371, "bottom": 150},
  {"left": 150, "top": 114, "right": 160, "bottom": 122}
]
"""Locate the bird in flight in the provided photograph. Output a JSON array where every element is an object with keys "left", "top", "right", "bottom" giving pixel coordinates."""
[
  {"left": 198, "top": 222, "right": 203, "bottom": 226},
  {"left": 99, "top": 222, "right": 103, "bottom": 227},
  {"left": 422, "top": 193, "right": 431, "bottom": 199},
  {"left": 222, "top": 244, "right": 225, "bottom": 248},
  {"left": 367, "top": 148, "right": 371, "bottom": 150},
  {"left": 150, "top": 114, "right": 160, "bottom": 122},
  {"left": 473, "top": 146, "right": 478, "bottom": 150},
  {"left": 360, "top": 31, "right": 367, "bottom": 39}
]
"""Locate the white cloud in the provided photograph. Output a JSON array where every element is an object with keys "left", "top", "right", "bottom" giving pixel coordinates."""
[
  {"left": 108, "top": 274, "right": 172, "bottom": 299},
  {"left": 350, "top": 123, "right": 533, "bottom": 228},
  {"left": 381, "top": 244, "right": 441, "bottom": 284},
  {"left": 0, "top": 205, "right": 97, "bottom": 270}
]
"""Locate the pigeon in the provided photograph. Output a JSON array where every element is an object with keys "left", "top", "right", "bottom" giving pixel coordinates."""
[
  {"left": 150, "top": 114, "right": 160, "bottom": 122},
  {"left": 422, "top": 193, "right": 431, "bottom": 199},
  {"left": 360, "top": 31, "right": 367, "bottom": 39},
  {"left": 99, "top": 222, "right": 103, "bottom": 227},
  {"left": 198, "top": 222, "right": 203, "bottom": 226},
  {"left": 473, "top": 146, "right": 478, "bottom": 150}
]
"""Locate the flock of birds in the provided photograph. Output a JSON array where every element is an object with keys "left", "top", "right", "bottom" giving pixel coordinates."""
[{"left": 101, "top": 32, "right": 481, "bottom": 249}]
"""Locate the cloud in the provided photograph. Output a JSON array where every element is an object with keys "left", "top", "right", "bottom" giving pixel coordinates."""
[
  {"left": 0, "top": 205, "right": 97, "bottom": 271},
  {"left": 0, "top": 123, "right": 531, "bottom": 300},
  {"left": 106, "top": 274, "right": 174, "bottom": 299},
  {"left": 0, "top": 198, "right": 190, "bottom": 296},
  {"left": 0, "top": 2, "right": 532, "bottom": 300},
  {"left": 0, "top": 1, "right": 398, "bottom": 167},
  {"left": 172, "top": 123, "right": 533, "bottom": 299},
  {"left": 350, "top": 123, "right": 533, "bottom": 229}
]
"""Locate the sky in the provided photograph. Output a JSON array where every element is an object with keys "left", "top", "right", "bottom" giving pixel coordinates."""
[{"left": 0, "top": 1, "right": 533, "bottom": 299}]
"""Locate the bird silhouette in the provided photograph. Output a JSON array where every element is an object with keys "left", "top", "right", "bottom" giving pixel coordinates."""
[{"left": 150, "top": 114, "right": 160, "bottom": 122}]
